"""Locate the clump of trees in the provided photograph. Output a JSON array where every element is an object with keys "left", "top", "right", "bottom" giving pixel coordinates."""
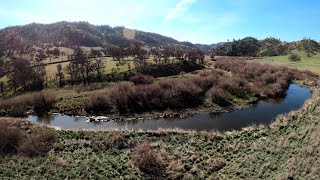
[
  {"left": 64, "top": 48, "right": 105, "bottom": 85},
  {"left": 258, "top": 38, "right": 289, "bottom": 56},
  {"left": 213, "top": 37, "right": 261, "bottom": 56},
  {"left": 298, "top": 38, "right": 320, "bottom": 56},
  {"left": 213, "top": 37, "right": 320, "bottom": 57}
]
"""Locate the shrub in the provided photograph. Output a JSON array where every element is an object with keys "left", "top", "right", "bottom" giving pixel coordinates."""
[
  {"left": 208, "top": 87, "right": 231, "bottom": 106},
  {"left": 130, "top": 74, "right": 155, "bottom": 85},
  {"left": 288, "top": 53, "right": 301, "bottom": 62},
  {"left": 33, "top": 92, "right": 56, "bottom": 114},
  {"left": 9, "top": 103, "right": 27, "bottom": 117},
  {"left": 132, "top": 142, "right": 165, "bottom": 175},
  {"left": 85, "top": 94, "right": 113, "bottom": 114},
  {"left": 18, "top": 127, "right": 56, "bottom": 157},
  {"left": 0, "top": 122, "right": 23, "bottom": 154}
]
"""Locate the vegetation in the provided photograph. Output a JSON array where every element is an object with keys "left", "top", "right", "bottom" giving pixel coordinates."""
[
  {"left": 0, "top": 87, "right": 319, "bottom": 178},
  {"left": 0, "top": 59, "right": 317, "bottom": 116},
  {"left": 214, "top": 37, "right": 320, "bottom": 57},
  {"left": 0, "top": 121, "right": 56, "bottom": 157},
  {"left": 261, "top": 51, "right": 320, "bottom": 74},
  {"left": 288, "top": 53, "right": 301, "bottom": 62}
]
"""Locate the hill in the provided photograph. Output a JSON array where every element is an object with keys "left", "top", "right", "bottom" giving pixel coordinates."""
[{"left": 0, "top": 21, "right": 222, "bottom": 52}]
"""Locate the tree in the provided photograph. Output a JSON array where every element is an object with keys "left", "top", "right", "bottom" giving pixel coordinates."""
[
  {"left": 259, "top": 38, "right": 288, "bottom": 56},
  {"left": 8, "top": 57, "right": 45, "bottom": 92},
  {"left": 132, "top": 43, "right": 148, "bottom": 69},
  {"left": 64, "top": 63, "right": 79, "bottom": 86},
  {"left": 174, "top": 46, "right": 184, "bottom": 60},
  {"left": 90, "top": 48, "right": 102, "bottom": 58},
  {"left": 53, "top": 48, "right": 60, "bottom": 56},
  {"left": 93, "top": 58, "right": 105, "bottom": 81},
  {"left": 151, "top": 48, "right": 162, "bottom": 64},
  {"left": 56, "top": 64, "right": 64, "bottom": 88},
  {"left": 0, "top": 58, "right": 7, "bottom": 78},
  {"left": 31, "top": 61, "right": 46, "bottom": 90},
  {"left": 213, "top": 37, "right": 261, "bottom": 56},
  {"left": 66, "top": 48, "right": 95, "bottom": 85},
  {"left": 299, "top": 38, "right": 320, "bottom": 55}
]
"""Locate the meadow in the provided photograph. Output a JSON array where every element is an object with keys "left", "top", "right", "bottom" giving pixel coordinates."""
[{"left": 260, "top": 51, "right": 320, "bottom": 74}]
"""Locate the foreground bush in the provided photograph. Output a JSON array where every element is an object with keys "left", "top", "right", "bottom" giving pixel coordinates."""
[
  {"left": 0, "top": 122, "right": 23, "bottom": 154},
  {"left": 132, "top": 142, "right": 165, "bottom": 175},
  {"left": 288, "top": 53, "right": 301, "bottom": 62},
  {"left": 18, "top": 127, "right": 56, "bottom": 157}
]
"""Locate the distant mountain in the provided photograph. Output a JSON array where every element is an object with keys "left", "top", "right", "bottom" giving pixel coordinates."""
[{"left": 0, "top": 21, "right": 224, "bottom": 52}]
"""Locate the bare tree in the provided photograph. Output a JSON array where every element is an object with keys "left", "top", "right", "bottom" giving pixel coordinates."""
[
  {"left": 94, "top": 58, "right": 105, "bottom": 81},
  {"left": 56, "top": 64, "right": 64, "bottom": 88}
]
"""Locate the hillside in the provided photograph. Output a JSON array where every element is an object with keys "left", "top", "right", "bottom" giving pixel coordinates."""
[{"left": 0, "top": 21, "right": 220, "bottom": 51}]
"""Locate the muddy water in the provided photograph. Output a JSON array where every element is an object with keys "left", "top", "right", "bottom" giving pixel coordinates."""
[{"left": 28, "top": 84, "right": 311, "bottom": 132}]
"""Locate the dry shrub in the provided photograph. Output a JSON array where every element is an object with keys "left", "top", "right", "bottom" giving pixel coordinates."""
[
  {"left": 33, "top": 92, "right": 56, "bottom": 114},
  {"left": 85, "top": 94, "right": 112, "bottom": 114},
  {"left": 132, "top": 142, "right": 165, "bottom": 175},
  {"left": 0, "top": 96, "right": 32, "bottom": 117},
  {"left": 84, "top": 59, "right": 318, "bottom": 114},
  {"left": 0, "top": 122, "right": 23, "bottom": 154},
  {"left": 130, "top": 74, "right": 155, "bottom": 85},
  {"left": 208, "top": 87, "right": 231, "bottom": 106},
  {"left": 91, "top": 132, "right": 128, "bottom": 151},
  {"left": 220, "top": 76, "right": 251, "bottom": 98},
  {"left": 205, "top": 158, "right": 226, "bottom": 172},
  {"left": 288, "top": 53, "right": 301, "bottom": 62},
  {"left": 18, "top": 127, "right": 56, "bottom": 157},
  {"left": 215, "top": 59, "right": 317, "bottom": 97}
]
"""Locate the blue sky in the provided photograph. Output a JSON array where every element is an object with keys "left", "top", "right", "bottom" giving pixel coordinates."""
[{"left": 0, "top": 0, "right": 319, "bottom": 44}]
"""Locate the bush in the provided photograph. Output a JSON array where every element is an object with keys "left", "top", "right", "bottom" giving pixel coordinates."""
[
  {"left": 208, "top": 87, "right": 231, "bottom": 106},
  {"left": 85, "top": 94, "right": 113, "bottom": 114},
  {"left": 33, "top": 92, "right": 56, "bottom": 114},
  {"left": 288, "top": 53, "right": 301, "bottom": 62},
  {"left": 0, "top": 122, "right": 23, "bottom": 154},
  {"left": 18, "top": 127, "right": 56, "bottom": 157},
  {"left": 130, "top": 74, "right": 155, "bottom": 85},
  {"left": 132, "top": 142, "right": 165, "bottom": 175}
]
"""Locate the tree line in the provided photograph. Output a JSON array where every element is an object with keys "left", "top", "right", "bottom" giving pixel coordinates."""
[{"left": 213, "top": 37, "right": 320, "bottom": 57}]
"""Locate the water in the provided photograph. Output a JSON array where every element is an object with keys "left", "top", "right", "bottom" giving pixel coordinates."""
[{"left": 28, "top": 84, "right": 312, "bottom": 132}]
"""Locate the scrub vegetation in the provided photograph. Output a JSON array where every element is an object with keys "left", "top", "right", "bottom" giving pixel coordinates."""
[
  {"left": 0, "top": 86, "right": 319, "bottom": 179},
  {"left": 0, "top": 59, "right": 317, "bottom": 117}
]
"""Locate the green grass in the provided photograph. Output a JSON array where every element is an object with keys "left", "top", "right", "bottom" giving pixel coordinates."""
[
  {"left": 1, "top": 87, "right": 319, "bottom": 179},
  {"left": 262, "top": 51, "right": 320, "bottom": 74}
]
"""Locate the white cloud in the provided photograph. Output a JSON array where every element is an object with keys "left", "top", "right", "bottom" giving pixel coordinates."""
[{"left": 165, "top": 0, "right": 197, "bottom": 21}]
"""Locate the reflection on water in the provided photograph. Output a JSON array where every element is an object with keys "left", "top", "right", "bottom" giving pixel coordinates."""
[{"left": 28, "top": 84, "right": 312, "bottom": 132}]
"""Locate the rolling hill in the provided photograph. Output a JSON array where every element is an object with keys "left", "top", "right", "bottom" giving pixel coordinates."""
[{"left": 0, "top": 21, "right": 223, "bottom": 52}]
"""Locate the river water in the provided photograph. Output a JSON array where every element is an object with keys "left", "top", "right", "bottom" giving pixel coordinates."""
[{"left": 28, "top": 84, "right": 311, "bottom": 132}]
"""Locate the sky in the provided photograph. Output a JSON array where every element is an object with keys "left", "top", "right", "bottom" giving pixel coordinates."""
[{"left": 0, "top": 0, "right": 319, "bottom": 44}]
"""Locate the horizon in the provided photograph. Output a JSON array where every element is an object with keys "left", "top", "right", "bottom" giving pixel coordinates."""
[{"left": 0, "top": 0, "right": 319, "bottom": 44}]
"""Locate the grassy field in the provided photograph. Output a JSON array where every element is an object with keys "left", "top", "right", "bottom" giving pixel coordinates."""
[
  {"left": 0, "top": 86, "right": 319, "bottom": 179},
  {"left": 259, "top": 51, "right": 320, "bottom": 74}
]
